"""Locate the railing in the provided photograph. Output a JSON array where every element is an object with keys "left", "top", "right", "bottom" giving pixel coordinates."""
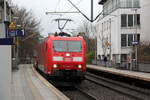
[
  {"left": 99, "top": 1, "right": 140, "bottom": 20},
  {"left": 92, "top": 59, "right": 150, "bottom": 72}
]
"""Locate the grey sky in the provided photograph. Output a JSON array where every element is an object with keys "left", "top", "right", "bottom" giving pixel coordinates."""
[{"left": 12, "top": 0, "right": 102, "bottom": 36}]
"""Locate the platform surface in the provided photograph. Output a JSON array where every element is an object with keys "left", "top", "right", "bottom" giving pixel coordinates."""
[
  {"left": 87, "top": 65, "right": 150, "bottom": 82},
  {"left": 11, "top": 64, "right": 70, "bottom": 100}
]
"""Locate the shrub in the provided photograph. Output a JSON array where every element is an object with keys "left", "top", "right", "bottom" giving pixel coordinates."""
[{"left": 86, "top": 51, "right": 95, "bottom": 64}]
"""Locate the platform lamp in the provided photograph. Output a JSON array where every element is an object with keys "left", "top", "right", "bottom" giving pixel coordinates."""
[
  {"left": 131, "top": 8, "right": 139, "bottom": 71},
  {"left": 12, "top": 16, "right": 20, "bottom": 67}
]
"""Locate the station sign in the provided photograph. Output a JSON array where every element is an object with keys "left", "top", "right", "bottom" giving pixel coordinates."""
[
  {"left": 8, "top": 29, "right": 25, "bottom": 37},
  {"left": 105, "top": 41, "right": 111, "bottom": 47},
  {"left": 8, "top": 29, "right": 16, "bottom": 37},
  {"left": 8, "top": 22, "right": 16, "bottom": 30},
  {"left": 16, "top": 29, "right": 25, "bottom": 37},
  {"left": 132, "top": 41, "right": 139, "bottom": 45}
]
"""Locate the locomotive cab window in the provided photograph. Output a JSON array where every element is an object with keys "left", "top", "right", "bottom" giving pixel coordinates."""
[{"left": 53, "top": 40, "right": 82, "bottom": 52}]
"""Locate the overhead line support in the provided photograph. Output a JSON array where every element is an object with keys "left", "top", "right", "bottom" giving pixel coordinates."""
[{"left": 67, "top": 0, "right": 91, "bottom": 22}]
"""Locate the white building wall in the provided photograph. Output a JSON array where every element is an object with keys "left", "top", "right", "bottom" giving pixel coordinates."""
[
  {"left": 97, "top": 5, "right": 141, "bottom": 63},
  {"left": 119, "top": 9, "right": 141, "bottom": 55},
  {"left": 97, "top": 10, "right": 121, "bottom": 59},
  {"left": 140, "top": 0, "right": 150, "bottom": 42}
]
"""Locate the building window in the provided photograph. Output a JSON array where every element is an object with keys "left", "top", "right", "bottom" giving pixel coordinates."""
[
  {"left": 126, "top": 0, "right": 140, "bottom": 8},
  {"left": 134, "top": 14, "right": 140, "bottom": 26},
  {"left": 121, "top": 54, "right": 127, "bottom": 62},
  {"left": 126, "top": 0, "right": 132, "bottom": 8},
  {"left": 121, "top": 14, "right": 127, "bottom": 27},
  {"left": 121, "top": 34, "right": 127, "bottom": 47},
  {"left": 121, "top": 14, "right": 140, "bottom": 28},
  {"left": 128, "top": 34, "right": 133, "bottom": 46},
  {"left": 134, "top": 34, "right": 140, "bottom": 42},
  {"left": 133, "top": 0, "right": 140, "bottom": 8},
  {"left": 121, "top": 34, "right": 140, "bottom": 47},
  {"left": 128, "top": 15, "right": 133, "bottom": 27},
  {"left": 120, "top": 0, "right": 140, "bottom": 8}
]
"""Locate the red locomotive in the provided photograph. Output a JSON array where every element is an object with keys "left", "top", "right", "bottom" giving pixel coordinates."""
[{"left": 36, "top": 34, "right": 86, "bottom": 82}]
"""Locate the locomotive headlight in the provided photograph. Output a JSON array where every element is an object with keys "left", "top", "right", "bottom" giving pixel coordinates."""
[
  {"left": 78, "top": 65, "right": 82, "bottom": 69},
  {"left": 73, "top": 57, "right": 82, "bottom": 62},
  {"left": 53, "top": 64, "right": 57, "bottom": 68},
  {"left": 53, "top": 56, "right": 63, "bottom": 61},
  {"left": 66, "top": 53, "right": 70, "bottom": 57}
]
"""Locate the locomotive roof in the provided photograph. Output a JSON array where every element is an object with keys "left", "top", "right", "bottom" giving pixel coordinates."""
[{"left": 47, "top": 35, "right": 84, "bottom": 40}]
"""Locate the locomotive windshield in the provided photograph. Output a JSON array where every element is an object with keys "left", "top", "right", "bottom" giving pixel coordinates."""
[{"left": 53, "top": 40, "right": 82, "bottom": 52}]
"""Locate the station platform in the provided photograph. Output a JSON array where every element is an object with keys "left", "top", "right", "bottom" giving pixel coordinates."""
[
  {"left": 11, "top": 64, "right": 70, "bottom": 100},
  {"left": 87, "top": 65, "right": 150, "bottom": 82}
]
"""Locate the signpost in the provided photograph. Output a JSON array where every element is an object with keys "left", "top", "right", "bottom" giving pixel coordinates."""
[
  {"left": 9, "top": 22, "right": 16, "bottom": 30},
  {"left": 16, "top": 29, "right": 25, "bottom": 37},
  {"left": 8, "top": 29, "right": 25, "bottom": 37},
  {"left": 8, "top": 29, "right": 16, "bottom": 37},
  {"left": 8, "top": 22, "right": 25, "bottom": 37}
]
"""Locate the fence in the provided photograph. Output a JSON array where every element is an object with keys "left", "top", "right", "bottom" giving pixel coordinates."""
[{"left": 92, "top": 60, "right": 150, "bottom": 72}]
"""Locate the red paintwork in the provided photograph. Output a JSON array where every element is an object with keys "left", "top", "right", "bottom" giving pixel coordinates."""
[{"left": 37, "top": 35, "right": 86, "bottom": 75}]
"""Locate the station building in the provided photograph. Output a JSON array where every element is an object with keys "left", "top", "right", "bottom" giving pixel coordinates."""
[
  {"left": 96, "top": 0, "right": 150, "bottom": 64},
  {"left": 0, "top": 0, "right": 12, "bottom": 38}
]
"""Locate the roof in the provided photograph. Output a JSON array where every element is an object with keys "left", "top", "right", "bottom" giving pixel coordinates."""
[
  {"left": 48, "top": 35, "right": 84, "bottom": 41},
  {"left": 98, "top": 0, "right": 108, "bottom": 5}
]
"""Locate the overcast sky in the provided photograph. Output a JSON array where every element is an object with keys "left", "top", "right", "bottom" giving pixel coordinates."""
[{"left": 12, "top": 0, "right": 102, "bottom": 36}]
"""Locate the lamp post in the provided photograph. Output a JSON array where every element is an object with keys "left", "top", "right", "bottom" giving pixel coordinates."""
[
  {"left": 131, "top": 8, "right": 139, "bottom": 70},
  {"left": 4, "top": 0, "right": 7, "bottom": 21},
  {"left": 12, "top": 17, "right": 19, "bottom": 68}
]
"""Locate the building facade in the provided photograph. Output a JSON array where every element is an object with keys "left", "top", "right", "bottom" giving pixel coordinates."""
[
  {"left": 140, "top": 0, "right": 150, "bottom": 42},
  {"left": 0, "top": 0, "right": 12, "bottom": 38},
  {"left": 97, "top": 0, "right": 141, "bottom": 64}
]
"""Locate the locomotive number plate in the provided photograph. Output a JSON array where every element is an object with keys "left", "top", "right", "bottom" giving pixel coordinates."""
[{"left": 64, "top": 57, "right": 72, "bottom": 62}]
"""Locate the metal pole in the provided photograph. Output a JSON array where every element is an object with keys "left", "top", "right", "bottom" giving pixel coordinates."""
[
  {"left": 91, "top": 0, "right": 93, "bottom": 22},
  {"left": 4, "top": 0, "right": 7, "bottom": 37},
  {"left": 16, "top": 37, "right": 19, "bottom": 68},
  {"left": 109, "top": 18, "right": 111, "bottom": 62},
  {"left": 4, "top": 0, "right": 7, "bottom": 21},
  {"left": 9, "top": 8, "right": 12, "bottom": 22},
  {"left": 95, "top": 36, "right": 97, "bottom": 64},
  {"left": 134, "top": 9, "right": 138, "bottom": 70}
]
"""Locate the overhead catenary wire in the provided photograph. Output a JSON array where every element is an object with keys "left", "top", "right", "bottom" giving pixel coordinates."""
[
  {"left": 67, "top": 0, "right": 103, "bottom": 22},
  {"left": 60, "top": 0, "right": 83, "bottom": 18},
  {"left": 66, "top": 0, "right": 83, "bottom": 12},
  {"left": 55, "top": 0, "right": 61, "bottom": 12}
]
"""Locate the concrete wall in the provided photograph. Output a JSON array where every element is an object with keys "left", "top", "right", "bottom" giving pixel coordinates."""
[{"left": 0, "top": 45, "right": 11, "bottom": 100}]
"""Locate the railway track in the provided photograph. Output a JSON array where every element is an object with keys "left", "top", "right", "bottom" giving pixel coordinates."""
[
  {"left": 61, "top": 86, "right": 97, "bottom": 100},
  {"left": 37, "top": 67, "right": 150, "bottom": 100},
  {"left": 75, "top": 87, "right": 98, "bottom": 100},
  {"left": 86, "top": 72, "right": 150, "bottom": 100}
]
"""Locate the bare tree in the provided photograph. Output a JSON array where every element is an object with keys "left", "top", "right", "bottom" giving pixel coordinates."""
[
  {"left": 138, "top": 42, "right": 150, "bottom": 63},
  {"left": 97, "top": 22, "right": 110, "bottom": 59},
  {"left": 12, "top": 5, "right": 40, "bottom": 60},
  {"left": 77, "top": 20, "right": 97, "bottom": 52}
]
